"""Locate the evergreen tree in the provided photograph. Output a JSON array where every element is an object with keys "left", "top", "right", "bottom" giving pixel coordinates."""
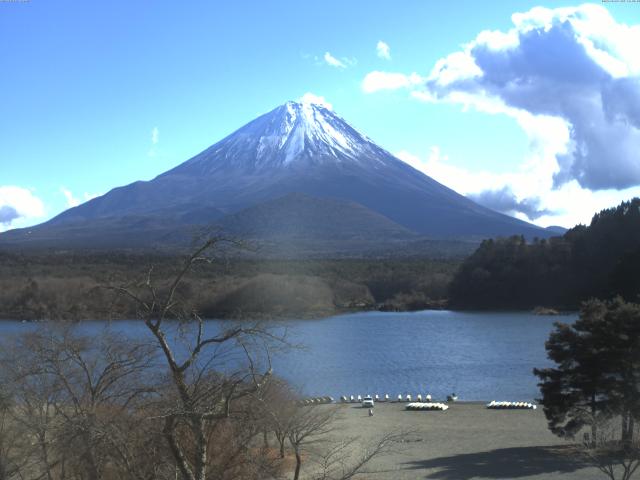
[
  {"left": 450, "top": 198, "right": 640, "bottom": 310},
  {"left": 534, "top": 298, "right": 640, "bottom": 443}
]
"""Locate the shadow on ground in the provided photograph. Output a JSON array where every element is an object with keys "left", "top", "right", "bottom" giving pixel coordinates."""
[{"left": 404, "top": 445, "right": 588, "bottom": 479}]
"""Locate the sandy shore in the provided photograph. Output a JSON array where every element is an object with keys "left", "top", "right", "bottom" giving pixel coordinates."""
[{"left": 316, "top": 402, "right": 605, "bottom": 480}]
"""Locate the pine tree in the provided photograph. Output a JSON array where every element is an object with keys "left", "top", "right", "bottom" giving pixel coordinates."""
[{"left": 534, "top": 298, "right": 640, "bottom": 443}]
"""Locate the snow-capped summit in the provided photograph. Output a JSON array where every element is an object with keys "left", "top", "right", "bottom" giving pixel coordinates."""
[{"left": 168, "top": 101, "right": 390, "bottom": 175}]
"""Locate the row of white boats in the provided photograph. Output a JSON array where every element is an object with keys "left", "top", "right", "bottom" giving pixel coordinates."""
[
  {"left": 406, "top": 402, "right": 449, "bottom": 411},
  {"left": 403, "top": 401, "right": 538, "bottom": 411},
  {"left": 297, "top": 396, "right": 538, "bottom": 410},
  {"left": 340, "top": 394, "right": 434, "bottom": 403},
  {"left": 486, "top": 401, "right": 537, "bottom": 410},
  {"left": 297, "top": 396, "right": 334, "bottom": 405}
]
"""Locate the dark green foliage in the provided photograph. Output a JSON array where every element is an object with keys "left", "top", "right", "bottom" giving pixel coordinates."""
[
  {"left": 534, "top": 298, "right": 640, "bottom": 442},
  {"left": 449, "top": 198, "right": 640, "bottom": 309}
]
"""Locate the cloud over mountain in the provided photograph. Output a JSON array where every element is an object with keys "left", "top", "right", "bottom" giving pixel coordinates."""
[
  {"left": 0, "top": 186, "right": 45, "bottom": 230},
  {"left": 422, "top": 4, "right": 640, "bottom": 191},
  {"left": 298, "top": 92, "right": 333, "bottom": 110},
  {"left": 0, "top": 206, "right": 19, "bottom": 225},
  {"left": 367, "top": 4, "right": 640, "bottom": 227},
  {"left": 469, "top": 186, "right": 552, "bottom": 221}
]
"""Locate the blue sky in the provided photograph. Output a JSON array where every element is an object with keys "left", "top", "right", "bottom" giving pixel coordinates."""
[{"left": 2, "top": 0, "right": 640, "bottom": 231}]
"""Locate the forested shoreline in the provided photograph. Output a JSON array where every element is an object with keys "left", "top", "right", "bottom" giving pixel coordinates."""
[
  {"left": 0, "top": 252, "right": 456, "bottom": 321},
  {"left": 4, "top": 199, "right": 640, "bottom": 321},
  {"left": 449, "top": 199, "right": 640, "bottom": 310}
]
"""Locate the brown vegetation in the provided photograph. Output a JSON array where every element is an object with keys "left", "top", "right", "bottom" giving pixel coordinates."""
[
  {"left": 0, "top": 238, "right": 406, "bottom": 480},
  {"left": 0, "top": 251, "right": 458, "bottom": 321}
]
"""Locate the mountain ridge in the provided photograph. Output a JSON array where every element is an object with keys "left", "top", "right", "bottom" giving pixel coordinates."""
[{"left": 0, "top": 101, "right": 554, "bottom": 253}]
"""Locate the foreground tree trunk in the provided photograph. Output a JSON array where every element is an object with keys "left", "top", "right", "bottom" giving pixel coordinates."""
[
  {"left": 293, "top": 449, "right": 302, "bottom": 480},
  {"left": 194, "top": 415, "right": 208, "bottom": 480},
  {"left": 590, "top": 392, "right": 598, "bottom": 447}
]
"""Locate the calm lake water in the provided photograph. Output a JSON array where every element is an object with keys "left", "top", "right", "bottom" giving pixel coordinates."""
[{"left": 0, "top": 310, "right": 576, "bottom": 401}]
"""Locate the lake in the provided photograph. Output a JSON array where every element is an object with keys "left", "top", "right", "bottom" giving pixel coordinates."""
[{"left": 0, "top": 310, "right": 575, "bottom": 401}]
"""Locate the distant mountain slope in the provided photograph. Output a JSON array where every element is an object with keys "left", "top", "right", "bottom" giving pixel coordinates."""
[
  {"left": 0, "top": 101, "right": 552, "bottom": 252},
  {"left": 219, "top": 193, "right": 415, "bottom": 241},
  {"left": 545, "top": 225, "right": 568, "bottom": 235}
]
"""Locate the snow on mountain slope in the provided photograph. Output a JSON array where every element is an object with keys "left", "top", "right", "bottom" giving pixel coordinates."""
[
  {"left": 0, "top": 100, "right": 553, "bottom": 250},
  {"left": 168, "top": 101, "right": 392, "bottom": 175}
]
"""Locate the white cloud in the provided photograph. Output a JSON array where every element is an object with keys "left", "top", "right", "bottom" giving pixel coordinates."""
[
  {"left": 376, "top": 40, "right": 391, "bottom": 60},
  {"left": 61, "top": 187, "right": 80, "bottom": 208},
  {"left": 324, "top": 52, "right": 347, "bottom": 68},
  {"left": 395, "top": 146, "right": 640, "bottom": 228},
  {"left": 468, "top": 186, "right": 552, "bottom": 220},
  {"left": 362, "top": 71, "right": 424, "bottom": 94},
  {"left": 374, "top": 5, "right": 640, "bottom": 227},
  {"left": 396, "top": 147, "right": 507, "bottom": 196},
  {"left": 148, "top": 126, "right": 160, "bottom": 157},
  {"left": 60, "top": 187, "right": 100, "bottom": 209},
  {"left": 0, "top": 186, "right": 45, "bottom": 231},
  {"left": 428, "top": 51, "right": 483, "bottom": 87},
  {"left": 422, "top": 4, "right": 640, "bottom": 191},
  {"left": 298, "top": 92, "right": 333, "bottom": 110}
]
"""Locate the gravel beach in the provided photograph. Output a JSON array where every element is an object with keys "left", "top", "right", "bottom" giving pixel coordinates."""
[{"left": 317, "top": 402, "right": 606, "bottom": 480}]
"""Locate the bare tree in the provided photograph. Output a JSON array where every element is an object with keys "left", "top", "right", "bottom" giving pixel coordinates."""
[
  {"left": 578, "top": 414, "right": 640, "bottom": 480},
  {"left": 284, "top": 404, "right": 406, "bottom": 480},
  {"left": 111, "top": 238, "right": 281, "bottom": 480},
  {"left": 311, "top": 430, "right": 407, "bottom": 480},
  {"left": 257, "top": 377, "right": 299, "bottom": 459},
  {"left": 2, "top": 353, "right": 62, "bottom": 480},
  {"left": 287, "top": 405, "right": 339, "bottom": 480},
  {"left": 1, "top": 325, "right": 161, "bottom": 480},
  {"left": 0, "top": 387, "right": 34, "bottom": 480},
  {"left": 0, "top": 237, "right": 404, "bottom": 480}
]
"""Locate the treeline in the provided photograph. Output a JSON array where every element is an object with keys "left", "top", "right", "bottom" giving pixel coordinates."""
[
  {"left": 0, "top": 252, "right": 458, "bottom": 320},
  {"left": 449, "top": 198, "right": 640, "bottom": 310}
]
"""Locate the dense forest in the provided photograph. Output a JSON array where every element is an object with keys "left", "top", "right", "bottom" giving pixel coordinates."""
[
  {"left": 449, "top": 198, "right": 640, "bottom": 310},
  {"left": 0, "top": 251, "right": 458, "bottom": 320},
  {"left": 6, "top": 198, "right": 640, "bottom": 318}
]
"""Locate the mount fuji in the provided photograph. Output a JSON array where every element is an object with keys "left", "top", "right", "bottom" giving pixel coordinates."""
[{"left": 1, "top": 101, "right": 552, "bottom": 253}]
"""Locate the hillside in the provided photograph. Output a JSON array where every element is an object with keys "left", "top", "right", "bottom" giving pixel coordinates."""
[
  {"left": 448, "top": 198, "right": 640, "bottom": 309},
  {"left": 0, "top": 101, "right": 551, "bottom": 253}
]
